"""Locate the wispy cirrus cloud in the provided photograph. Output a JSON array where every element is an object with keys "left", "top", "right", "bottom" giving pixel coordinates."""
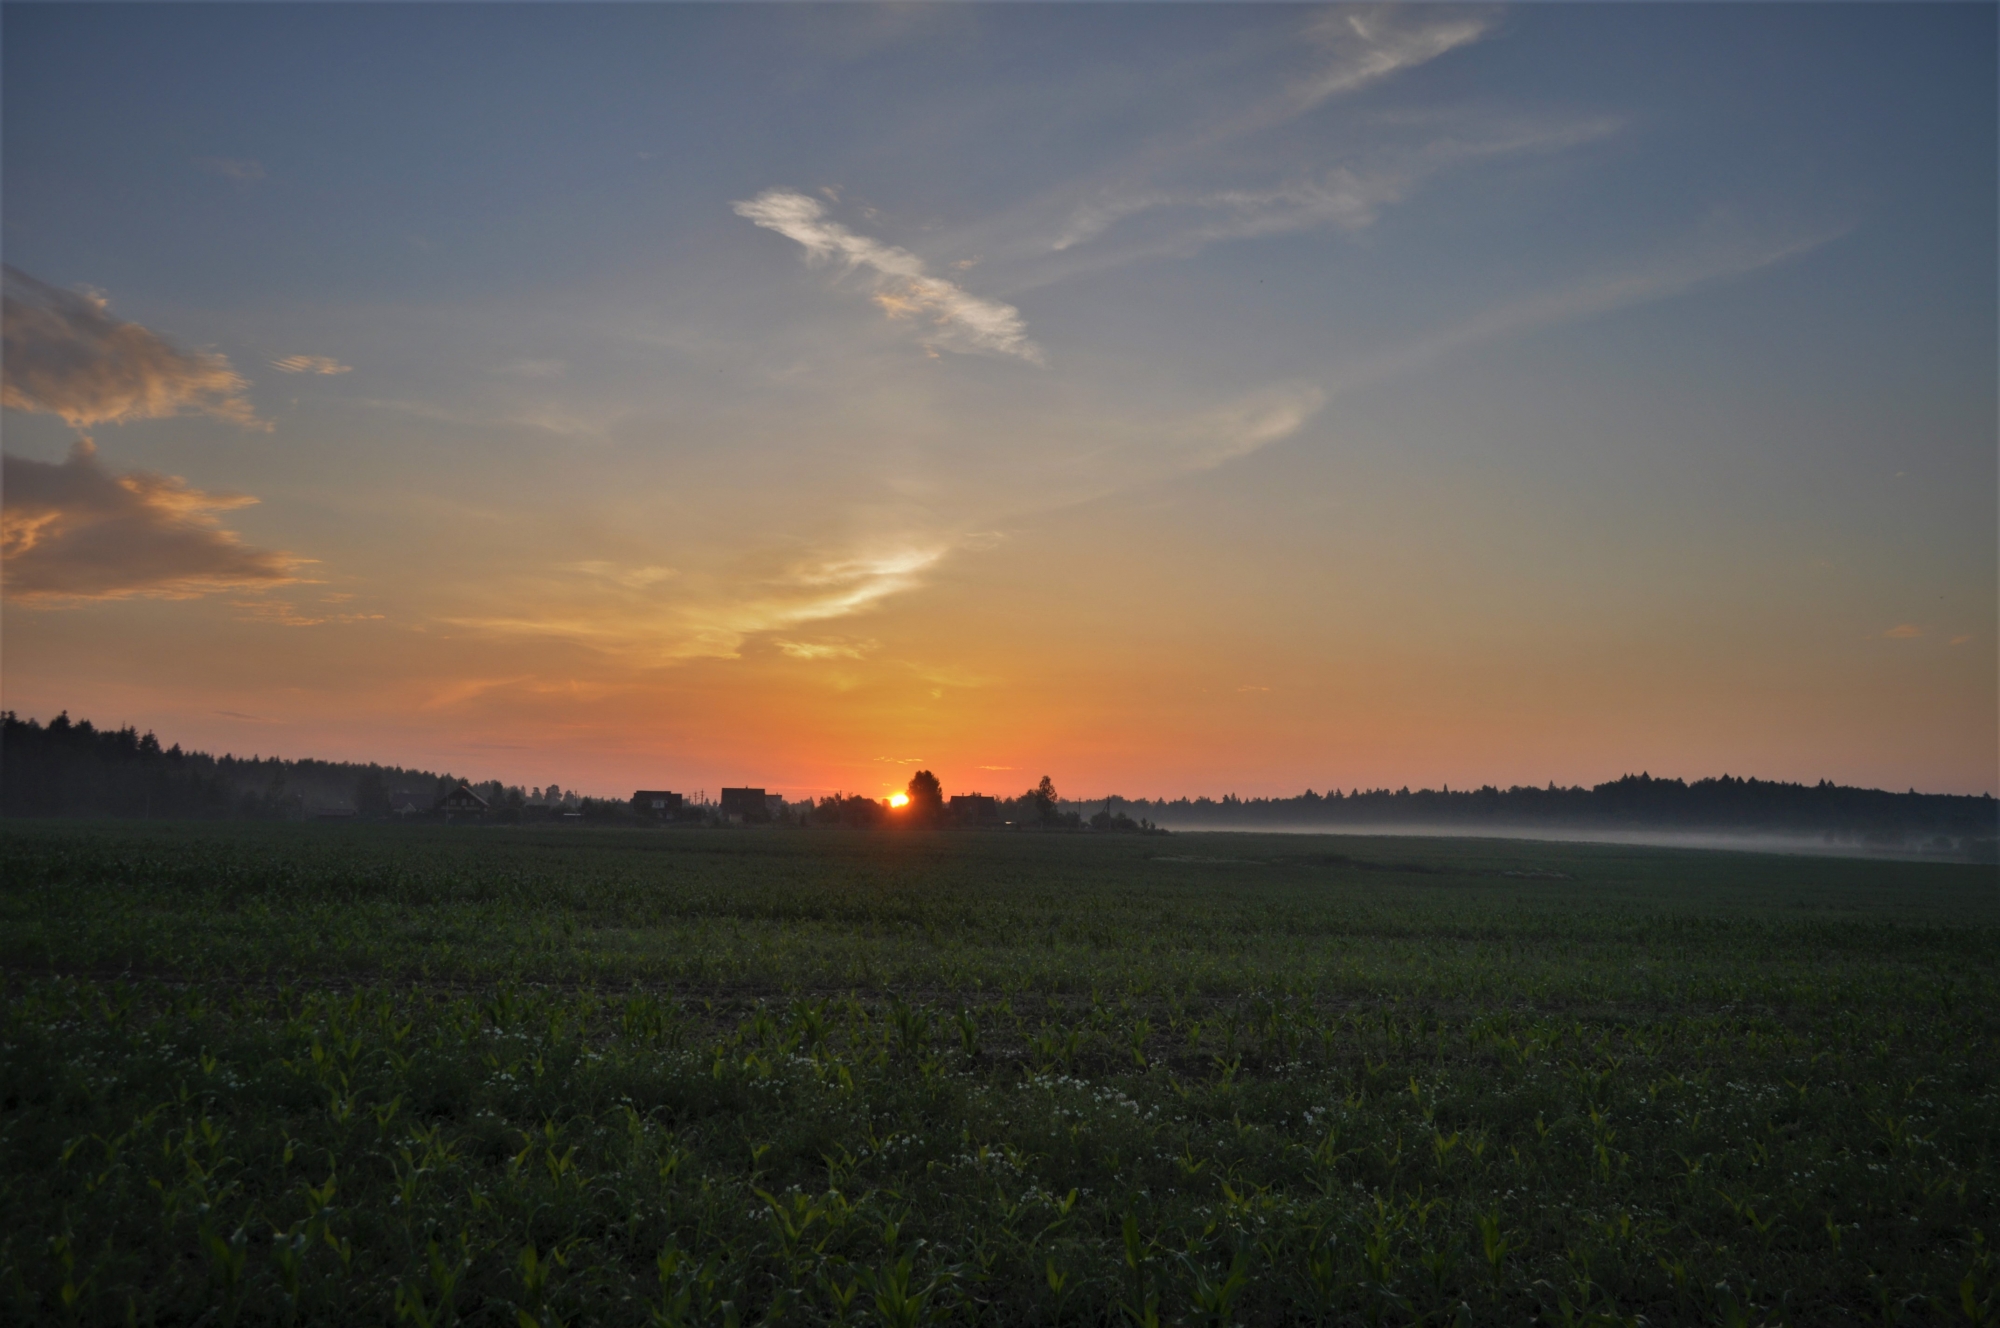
[
  {"left": 1049, "top": 113, "right": 1620, "bottom": 259},
  {"left": 734, "top": 189, "right": 1044, "bottom": 364},
  {"left": 1317, "top": 225, "right": 1843, "bottom": 396},
  {"left": 1044, "top": 7, "right": 1509, "bottom": 259},
  {"left": 1052, "top": 229, "right": 1830, "bottom": 485},
  {"left": 1, "top": 440, "right": 300, "bottom": 603},
  {"left": 1293, "top": 7, "right": 1498, "bottom": 110},
  {"left": 445, "top": 540, "right": 954, "bottom": 662},
  {"left": 2, "top": 265, "right": 267, "bottom": 431},
  {"left": 271, "top": 354, "right": 351, "bottom": 375},
  {"left": 662, "top": 542, "right": 954, "bottom": 659},
  {"left": 547, "top": 224, "right": 1820, "bottom": 664},
  {"left": 1024, "top": 7, "right": 1552, "bottom": 276},
  {"left": 230, "top": 596, "right": 383, "bottom": 628},
  {"left": 1060, "top": 227, "right": 1833, "bottom": 487},
  {"left": 775, "top": 639, "right": 873, "bottom": 661},
  {"left": 1180, "top": 384, "right": 1329, "bottom": 469},
  {"left": 562, "top": 561, "right": 677, "bottom": 591},
  {"left": 1051, "top": 169, "right": 1407, "bottom": 255},
  {"left": 782, "top": 545, "right": 946, "bottom": 619}
]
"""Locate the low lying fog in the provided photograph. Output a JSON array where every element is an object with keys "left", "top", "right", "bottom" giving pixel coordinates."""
[{"left": 1156, "top": 823, "right": 1974, "bottom": 862}]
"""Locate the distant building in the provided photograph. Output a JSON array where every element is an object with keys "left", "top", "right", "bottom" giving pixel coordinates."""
[
  {"left": 719, "top": 787, "right": 769, "bottom": 823},
  {"left": 950, "top": 793, "right": 1001, "bottom": 826},
  {"left": 389, "top": 791, "right": 430, "bottom": 818},
  {"left": 441, "top": 784, "right": 489, "bottom": 819},
  {"left": 632, "top": 789, "right": 683, "bottom": 820}
]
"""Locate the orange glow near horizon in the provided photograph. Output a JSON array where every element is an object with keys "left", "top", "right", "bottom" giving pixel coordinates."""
[{"left": 888, "top": 792, "right": 909, "bottom": 808}]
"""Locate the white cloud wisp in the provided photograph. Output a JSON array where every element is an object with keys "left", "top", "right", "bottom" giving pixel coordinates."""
[
  {"left": 1050, "top": 114, "right": 1620, "bottom": 259},
  {"left": 734, "top": 190, "right": 1044, "bottom": 364},
  {"left": 1025, "top": 7, "right": 1535, "bottom": 278},
  {"left": 1293, "top": 7, "right": 1499, "bottom": 111},
  {"left": 443, "top": 540, "right": 956, "bottom": 663},
  {"left": 271, "top": 355, "right": 351, "bottom": 375}
]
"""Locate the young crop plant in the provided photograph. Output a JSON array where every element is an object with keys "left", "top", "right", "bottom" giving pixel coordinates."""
[{"left": 0, "top": 820, "right": 1994, "bottom": 1324}]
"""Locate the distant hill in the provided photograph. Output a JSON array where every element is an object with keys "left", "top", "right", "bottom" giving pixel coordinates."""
[{"left": 1082, "top": 777, "right": 1997, "bottom": 859}]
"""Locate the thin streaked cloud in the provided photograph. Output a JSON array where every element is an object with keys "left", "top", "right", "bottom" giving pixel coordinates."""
[
  {"left": 1045, "top": 112, "right": 1621, "bottom": 265},
  {"left": 271, "top": 354, "right": 351, "bottom": 375},
  {"left": 1315, "top": 226, "right": 1846, "bottom": 403},
  {"left": 1293, "top": 6, "right": 1498, "bottom": 110},
  {"left": 776, "top": 640, "right": 872, "bottom": 661},
  {"left": 562, "top": 562, "right": 678, "bottom": 591},
  {"left": 1043, "top": 8, "right": 1513, "bottom": 261},
  {"left": 734, "top": 189, "right": 1044, "bottom": 364},
  {"left": 1179, "top": 384, "right": 1328, "bottom": 470},
  {"left": 443, "top": 539, "right": 956, "bottom": 662}
]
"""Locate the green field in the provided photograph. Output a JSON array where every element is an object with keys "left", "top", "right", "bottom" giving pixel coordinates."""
[{"left": 2, "top": 822, "right": 1994, "bottom": 1326}]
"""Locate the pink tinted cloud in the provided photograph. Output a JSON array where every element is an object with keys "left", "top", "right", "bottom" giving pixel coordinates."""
[
  {"left": 2, "top": 441, "right": 299, "bottom": 603},
  {"left": 2, "top": 265, "right": 266, "bottom": 431}
]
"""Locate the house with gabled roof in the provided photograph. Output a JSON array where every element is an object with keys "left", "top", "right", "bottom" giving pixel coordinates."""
[{"left": 441, "top": 784, "right": 488, "bottom": 819}]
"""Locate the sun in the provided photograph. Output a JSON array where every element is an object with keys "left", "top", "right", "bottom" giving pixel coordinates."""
[{"left": 888, "top": 792, "right": 910, "bottom": 808}]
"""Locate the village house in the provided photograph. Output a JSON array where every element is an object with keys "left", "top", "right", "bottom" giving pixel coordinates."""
[
  {"left": 949, "top": 793, "right": 1001, "bottom": 825},
  {"left": 718, "top": 787, "right": 769, "bottom": 823},
  {"left": 631, "top": 789, "right": 683, "bottom": 820},
  {"left": 441, "top": 784, "right": 489, "bottom": 820},
  {"left": 389, "top": 791, "right": 430, "bottom": 818}
]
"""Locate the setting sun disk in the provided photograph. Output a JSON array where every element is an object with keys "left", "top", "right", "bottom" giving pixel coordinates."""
[{"left": 888, "top": 793, "right": 910, "bottom": 808}]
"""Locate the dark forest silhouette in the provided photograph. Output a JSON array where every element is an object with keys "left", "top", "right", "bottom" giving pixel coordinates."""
[
  {"left": 1091, "top": 779, "right": 1995, "bottom": 857},
  {"left": 2, "top": 710, "right": 1992, "bottom": 856},
  {"left": 0, "top": 710, "right": 468, "bottom": 821}
]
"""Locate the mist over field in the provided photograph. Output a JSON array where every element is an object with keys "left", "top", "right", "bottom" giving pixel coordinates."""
[{"left": 1165, "top": 823, "right": 1977, "bottom": 861}]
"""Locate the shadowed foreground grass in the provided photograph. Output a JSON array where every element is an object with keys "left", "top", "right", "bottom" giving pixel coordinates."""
[{"left": 1, "top": 820, "right": 1994, "bottom": 1325}]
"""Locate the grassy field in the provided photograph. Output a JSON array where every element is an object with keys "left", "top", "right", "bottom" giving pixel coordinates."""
[{"left": 1, "top": 821, "right": 1994, "bottom": 1326}]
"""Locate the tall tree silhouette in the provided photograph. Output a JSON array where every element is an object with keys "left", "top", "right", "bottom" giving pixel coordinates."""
[{"left": 906, "top": 770, "right": 944, "bottom": 823}]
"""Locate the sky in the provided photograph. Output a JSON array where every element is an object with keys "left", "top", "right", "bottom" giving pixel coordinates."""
[{"left": 2, "top": 2, "right": 1994, "bottom": 802}]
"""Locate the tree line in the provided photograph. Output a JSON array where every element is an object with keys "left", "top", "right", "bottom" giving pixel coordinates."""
[
  {"left": 1087, "top": 773, "right": 1996, "bottom": 850},
  {"left": 0, "top": 711, "right": 465, "bottom": 820},
  {"left": 806, "top": 772, "right": 1162, "bottom": 833},
  {"left": 0, "top": 711, "right": 607, "bottom": 823},
  {"left": 3, "top": 711, "right": 1989, "bottom": 853}
]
